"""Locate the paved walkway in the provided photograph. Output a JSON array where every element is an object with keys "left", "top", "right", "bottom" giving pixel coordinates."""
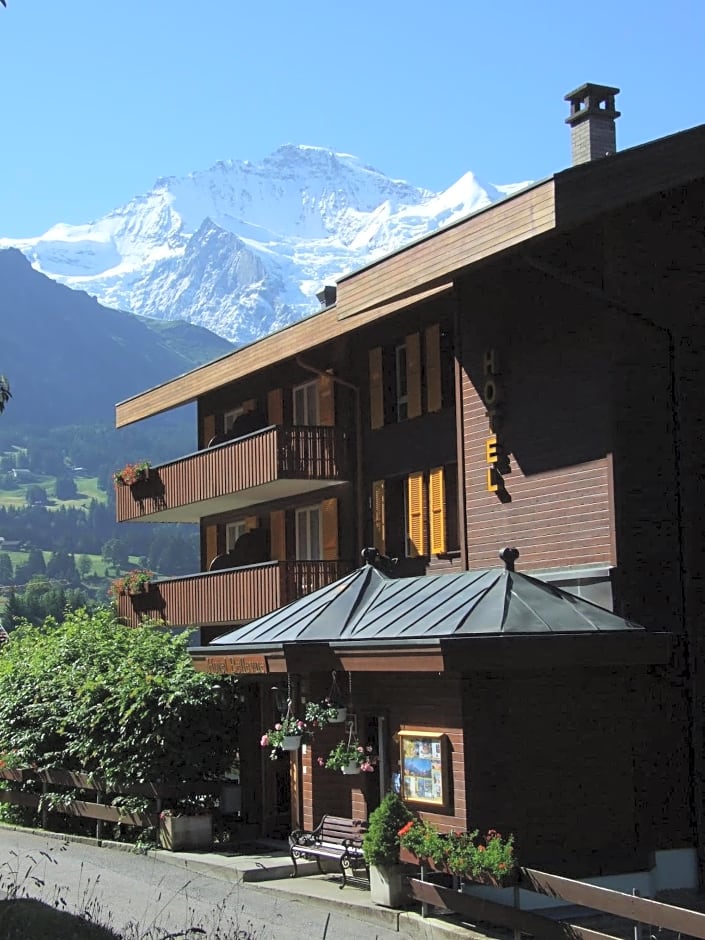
[{"left": 143, "top": 837, "right": 499, "bottom": 939}]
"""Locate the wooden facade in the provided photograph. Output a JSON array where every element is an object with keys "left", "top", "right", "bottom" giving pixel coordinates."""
[{"left": 111, "top": 119, "right": 705, "bottom": 883}]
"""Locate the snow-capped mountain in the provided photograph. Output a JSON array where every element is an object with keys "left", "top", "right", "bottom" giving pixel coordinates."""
[{"left": 1, "top": 146, "right": 529, "bottom": 344}]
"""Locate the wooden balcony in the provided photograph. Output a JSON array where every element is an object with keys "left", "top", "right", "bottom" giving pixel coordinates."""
[
  {"left": 115, "top": 559, "right": 354, "bottom": 630},
  {"left": 115, "top": 425, "right": 350, "bottom": 523}
]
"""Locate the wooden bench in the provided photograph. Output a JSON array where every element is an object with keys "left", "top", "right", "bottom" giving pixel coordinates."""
[{"left": 289, "top": 815, "right": 368, "bottom": 888}]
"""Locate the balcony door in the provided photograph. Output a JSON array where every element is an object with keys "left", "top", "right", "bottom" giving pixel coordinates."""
[
  {"left": 293, "top": 380, "right": 319, "bottom": 426},
  {"left": 295, "top": 505, "right": 321, "bottom": 560}
]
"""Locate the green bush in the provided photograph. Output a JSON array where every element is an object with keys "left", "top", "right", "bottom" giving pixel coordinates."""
[
  {"left": 0, "top": 607, "right": 239, "bottom": 785},
  {"left": 362, "top": 792, "right": 415, "bottom": 867}
]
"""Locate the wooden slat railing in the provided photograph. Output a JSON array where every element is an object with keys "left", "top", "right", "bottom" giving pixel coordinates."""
[
  {"left": 115, "top": 425, "right": 350, "bottom": 522},
  {"left": 116, "top": 560, "right": 354, "bottom": 628}
]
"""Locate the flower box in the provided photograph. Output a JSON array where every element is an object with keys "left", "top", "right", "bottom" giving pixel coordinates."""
[{"left": 159, "top": 813, "right": 213, "bottom": 852}]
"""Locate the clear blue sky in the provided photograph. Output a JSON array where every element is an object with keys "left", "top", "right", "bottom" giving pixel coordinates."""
[{"left": 1, "top": 0, "right": 704, "bottom": 237}]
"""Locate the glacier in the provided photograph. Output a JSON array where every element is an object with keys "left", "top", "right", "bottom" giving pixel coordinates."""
[{"left": 0, "top": 145, "right": 529, "bottom": 344}]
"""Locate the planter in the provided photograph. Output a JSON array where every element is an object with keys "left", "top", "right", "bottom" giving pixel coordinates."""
[
  {"left": 331, "top": 707, "right": 347, "bottom": 724},
  {"left": 281, "top": 735, "right": 302, "bottom": 751},
  {"left": 341, "top": 761, "right": 361, "bottom": 775},
  {"left": 398, "top": 847, "right": 518, "bottom": 886},
  {"left": 369, "top": 863, "right": 408, "bottom": 908},
  {"left": 159, "top": 813, "right": 213, "bottom": 852}
]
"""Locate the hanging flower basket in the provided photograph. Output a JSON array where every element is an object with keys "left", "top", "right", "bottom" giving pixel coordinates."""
[
  {"left": 282, "top": 735, "right": 302, "bottom": 751},
  {"left": 332, "top": 707, "right": 347, "bottom": 723},
  {"left": 260, "top": 701, "right": 308, "bottom": 760},
  {"left": 341, "top": 760, "right": 361, "bottom": 775},
  {"left": 318, "top": 726, "right": 379, "bottom": 773}
]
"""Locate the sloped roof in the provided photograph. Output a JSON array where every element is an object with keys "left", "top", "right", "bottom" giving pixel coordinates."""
[{"left": 209, "top": 565, "right": 642, "bottom": 650}]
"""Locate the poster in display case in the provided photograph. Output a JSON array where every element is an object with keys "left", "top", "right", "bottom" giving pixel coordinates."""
[{"left": 398, "top": 731, "right": 448, "bottom": 808}]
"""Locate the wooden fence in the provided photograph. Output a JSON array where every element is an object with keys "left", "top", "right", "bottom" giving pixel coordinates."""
[
  {"left": 409, "top": 867, "right": 705, "bottom": 939},
  {"left": 0, "top": 767, "right": 223, "bottom": 840}
]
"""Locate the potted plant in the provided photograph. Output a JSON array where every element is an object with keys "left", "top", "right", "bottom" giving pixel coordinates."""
[
  {"left": 109, "top": 569, "right": 154, "bottom": 597},
  {"left": 113, "top": 460, "right": 151, "bottom": 486},
  {"left": 319, "top": 739, "right": 378, "bottom": 774},
  {"left": 260, "top": 714, "right": 307, "bottom": 759},
  {"left": 305, "top": 698, "right": 347, "bottom": 728},
  {"left": 158, "top": 801, "right": 214, "bottom": 852},
  {"left": 362, "top": 792, "right": 415, "bottom": 908},
  {"left": 397, "top": 818, "right": 447, "bottom": 869}
]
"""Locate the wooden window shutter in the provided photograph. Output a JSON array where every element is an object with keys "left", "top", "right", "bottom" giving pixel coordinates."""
[
  {"left": 202, "top": 414, "right": 216, "bottom": 448},
  {"left": 369, "top": 347, "right": 384, "bottom": 430},
  {"left": 205, "top": 524, "right": 219, "bottom": 569},
  {"left": 318, "top": 373, "right": 335, "bottom": 426},
  {"left": 406, "top": 332, "right": 422, "bottom": 419},
  {"left": 267, "top": 388, "right": 284, "bottom": 426},
  {"left": 407, "top": 471, "right": 426, "bottom": 557},
  {"left": 270, "top": 510, "right": 286, "bottom": 561},
  {"left": 425, "top": 324, "right": 442, "bottom": 413},
  {"left": 321, "top": 498, "right": 339, "bottom": 560},
  {"left": 372, "top": 480, "right": 386, "bottom": 555},
  {"left": 245, "top": 515, "right": 258, "bottom": 531},
  {"left": 429, "top": 466, "right": 446, "bottom": 555}
]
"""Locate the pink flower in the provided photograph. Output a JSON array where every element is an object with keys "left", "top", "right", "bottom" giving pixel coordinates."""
[
  {"left": 296, "top": 720, "right": 304, "bottom": 730},
  {"left": 275, "top": 723, "right": 282, "bottom": 731},
  {"left": 361, "top": 762, "right": 374, "bottom": 772},
  {"left": 357, "top": 746, "right": 364, "bottom": 753},
  {"left": 366, "top": 745, "right": 373, "bottom": 753},
  {"left": 317, "top": 757, "right": 325, "bottom": 766},
  {"left": 260, "top": 734, "right": 269, "bottom": 747}
]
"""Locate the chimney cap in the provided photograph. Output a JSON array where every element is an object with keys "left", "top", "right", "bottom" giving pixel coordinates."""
[{"left": 564, "top": 82, "right": 621, "bottom": 126}]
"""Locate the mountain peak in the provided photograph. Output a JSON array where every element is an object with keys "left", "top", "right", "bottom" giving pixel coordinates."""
[{"left": 0, "top": 146, "right": 529, "bottom": 344}]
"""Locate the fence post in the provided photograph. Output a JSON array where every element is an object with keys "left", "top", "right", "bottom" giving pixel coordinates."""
[
  {"left": 513, "top": 883, "right": 522, "bottom": 940},
  {"left": 633, "top": 888, "right": 644, "bottom": 940},
  {"left": 95, "top": 791, "right": 103, "bottom": 841},
  {"left": 41, "top": 781, "right": 48, "bottom": 829}
]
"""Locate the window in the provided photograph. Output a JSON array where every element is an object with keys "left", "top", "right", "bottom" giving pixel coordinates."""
[
  {"left": 395, "top": 344, "right": 408, "bottom": 422},
  {"left": 295, "top": 505, "right": 321, "bottom": 560},
  {"left": 223, "top": 407, "right": 244, "bottom": 435},
  {"left": 226, "top": 520, "right": 248, "bottom": 553},
  {"left": 293, "top": 381, "right": 319, "bottom": 426}
]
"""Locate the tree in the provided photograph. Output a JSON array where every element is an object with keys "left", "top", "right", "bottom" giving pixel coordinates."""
[
  {"left": 0, "top": 376, "right": 10, "bottom": 412},
  {"left": 77, "top": 555, "right": 93, "bottom": 579},
  {"left": 55, "top": 475, "right": 78, "bottom": 500},
  {"left": 0, "top": 608, "right": 240, "bottom": 785},
  {"left": 15, "top": 549, "right": 47, "bottom": 585},
  {"left": 0, "top": 553, "right": 13, "bottom": 585},
  {"left": 101, "top": 538, "right": 129, "bottom": 571},
  {"left": 25, "top": 484, "right": 48, "bottom": 507}
]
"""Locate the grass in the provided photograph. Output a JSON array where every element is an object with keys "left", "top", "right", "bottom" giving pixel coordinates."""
[
  {"left": 0, "top": 899, "right": 121, "bottom": 939},
  {"left": 0, "top": 476, "right": 108, "bottom": 512}
]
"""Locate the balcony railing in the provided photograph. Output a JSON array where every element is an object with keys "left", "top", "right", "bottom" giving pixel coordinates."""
[
  {"left": 115, "top": 425, "right": 350, "bottom": 523},
  {"left": 115, "top": 559, "right": 354, "bottom": 630}
]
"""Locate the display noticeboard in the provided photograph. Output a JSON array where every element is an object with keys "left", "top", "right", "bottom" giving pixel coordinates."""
[{"left": 398, "top": 731, "right": 448, "bottom": 808}]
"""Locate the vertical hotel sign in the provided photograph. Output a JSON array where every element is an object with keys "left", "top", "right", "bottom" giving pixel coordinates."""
[{"left": 483, "top": 349, "right": 508, "bottom": 495}]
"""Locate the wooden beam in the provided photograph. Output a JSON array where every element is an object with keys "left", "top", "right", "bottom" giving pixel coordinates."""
[
  {"left": 408, "top": 879, "right": 618, "bottom": 940},
  {"left": 523, "top": 868, "right": 705, "bottom": 939}
]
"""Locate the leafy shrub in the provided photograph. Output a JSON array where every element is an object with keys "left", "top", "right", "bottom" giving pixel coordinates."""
[
  {"left": 0, "top": 607, "right": 239, "bottom": 786},
  {"left": 362, "top": 792, "right": 415, "bottom": 867}
]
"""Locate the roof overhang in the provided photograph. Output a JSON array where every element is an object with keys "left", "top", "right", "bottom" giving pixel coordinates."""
[{"left": 190, "top": 630, "right": 675, "bottom": 675}]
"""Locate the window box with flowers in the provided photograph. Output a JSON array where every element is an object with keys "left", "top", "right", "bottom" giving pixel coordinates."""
[
  {"left": 260, "top": 714, "right": 308, "bottom": 760},
  {"left": 318, "top": 739, "right": 378, "bottom": 775},
  {"left": 398, "top": 819, "right": 517, "bottom": 887},
  {"left": 113, "top": 460, "right": 151, "bottom": 487},
  {"left": 109, "top": 569, "right": 155, "bottom": 598}
]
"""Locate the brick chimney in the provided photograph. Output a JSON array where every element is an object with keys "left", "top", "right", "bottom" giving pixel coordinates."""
[{"left": 564, "top": 83, "right": 620, "bottom": 165}]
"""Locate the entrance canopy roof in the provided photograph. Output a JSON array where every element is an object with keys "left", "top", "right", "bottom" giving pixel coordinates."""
[{"left": 208, "top": 564, "right": 642, "bottom": 649}]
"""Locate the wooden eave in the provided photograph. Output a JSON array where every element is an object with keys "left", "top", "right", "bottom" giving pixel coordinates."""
[
  {"left": 190, "top": 630, "right": 674, "bottom": 676},
  {"left": 116, "top": 121, "right": 705, "bottom": 429}
]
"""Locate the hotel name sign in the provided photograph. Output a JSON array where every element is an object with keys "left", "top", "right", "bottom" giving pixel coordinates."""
[
  {"left": 198, "top": 654, "right": 268, "bottom": 675},
  {"left": 483, "top": 348, "right": 509, "bottom": 494}
]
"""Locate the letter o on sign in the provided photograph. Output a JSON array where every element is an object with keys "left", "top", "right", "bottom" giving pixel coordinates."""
[{"left": 484, "top": 379, "right": 501, "bottom": 407}]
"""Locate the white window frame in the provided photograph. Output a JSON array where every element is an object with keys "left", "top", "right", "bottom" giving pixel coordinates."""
[
  {"left": 226, "top": 520, "right": 248, "bottom": 553},
  {"left": 295, "top": 505, "right": 322, "bottom": 560},
  {"left": 293, "top": 380, "right": 319, "bottom": 426},
  {"left": 224, "top": 406, "right": 245, "bottom": 435}
]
